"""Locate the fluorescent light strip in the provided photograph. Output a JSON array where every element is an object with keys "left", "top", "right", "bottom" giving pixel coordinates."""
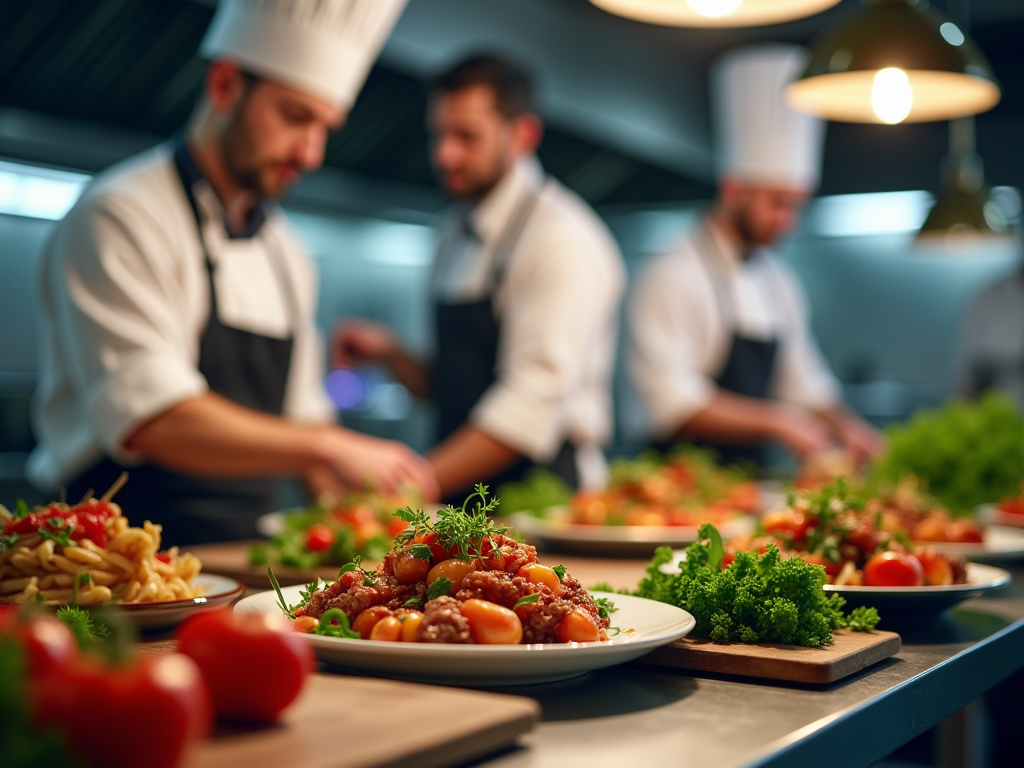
[{"left": 0, "top": 160, "right": 92, "bottom": 220}]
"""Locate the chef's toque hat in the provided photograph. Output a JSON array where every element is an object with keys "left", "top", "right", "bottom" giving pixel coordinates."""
[
  {"left": 200, "top": 0, "right": 408, "bottom": 109},
  {"left": 712, "top": 44, "right": 825, "bottom": 192}
]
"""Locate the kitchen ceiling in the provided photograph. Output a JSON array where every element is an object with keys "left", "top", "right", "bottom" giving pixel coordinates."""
[{"left": 0, "top": 0, "right": 1020, "bottom": 208}]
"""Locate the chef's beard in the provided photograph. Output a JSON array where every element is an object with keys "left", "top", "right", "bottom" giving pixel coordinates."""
[
  {"left": 221, "top": 101, "right": 302, "bottom": 200},
  {"left": 733, "top": 203, "right": 774, "bottom": 254}
]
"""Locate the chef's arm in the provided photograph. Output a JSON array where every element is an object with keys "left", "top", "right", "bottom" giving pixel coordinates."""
[
  {"left": 332, "top": 321, "right": 431, "bottom": 398},
  {"left": 812, "top": 405, "right": 885, "bottom": 463},
  {"left": 427, "top": 426, "right": 522, "bottom": 500},
  {"left": 682, "top": 390, "right": 834, "bottom": 459},
  {"left": 124, "top": 392, "right": 439, "bottom": 498}
]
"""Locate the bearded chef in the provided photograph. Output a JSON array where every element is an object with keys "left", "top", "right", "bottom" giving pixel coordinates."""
[
  {"left": 28, "top": 0, "right": 437, "bottom": 545},
  {"left": 334, "top": 56, "right": 626, "bottom": 501},
  {"left": 628, "top": 44, "right": 883, "bottom": 467}
]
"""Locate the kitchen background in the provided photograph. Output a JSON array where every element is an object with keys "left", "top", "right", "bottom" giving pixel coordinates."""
[{"left": 0, "top": 0, "right": 1022, "bottom": 506}]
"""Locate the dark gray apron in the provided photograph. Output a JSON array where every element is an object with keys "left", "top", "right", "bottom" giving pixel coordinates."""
[
  {"left": 678, "top": 223, "right": 782, "bottom": 467},
  {"left": 433, "top": 180, "right": 577, "bottom": 505},
  {"left": 67, "top": 143, "right": 297, "bottom": 546}
]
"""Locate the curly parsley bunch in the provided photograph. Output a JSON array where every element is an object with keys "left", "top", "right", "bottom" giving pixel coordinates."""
[{"left": 635, "top": 524, "right": 879, "bottom": 647}]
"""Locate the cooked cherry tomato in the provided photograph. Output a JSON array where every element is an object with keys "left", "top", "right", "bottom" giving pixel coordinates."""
[
  {"left": 517, "top": 564, "right": 561, "bottom": 595},
  {"left": 34, "top": 653, "right": 210, "bottom": 768},
  {"left": 426, "top": 558, "right": 477, "bottom": 594},
  {"left": 916, "top": 547, "right": 954, "bottom": 586},
  {"left": 863, "top": 551, "right": 925, "bottom": 587},
  {"left": 391, "top": 549, "right": 431, "bottom": 585},
  {"left": 557, "top": 610, "right": 600, "bottom": 643},
  {"left": 998, "top": 498, "right": 1024, "bottom": 516},
  {"left": 352, "top": 606, "right": 393, "bottom": 639},
  {"left": 3, "top": 500, "right": 115, "bottom": 548},
  {"left": 175, "top": 609, "right": 313, "bottom": 722},
  {"left": 461, "top": 599, "right": 523, "bottom": 644},
  {"left": 304, "top": 523, "right": 336, "bottom": 553}
]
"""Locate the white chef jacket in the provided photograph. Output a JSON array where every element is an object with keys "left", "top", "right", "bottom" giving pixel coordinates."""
[
  {"left": 432, "top": 156, "right": 625, "bottom": 488},
  {"left": 628, "top": 216, "right": 841, "bottom": 438},
  {"left": 957, "top": 272, "right": 1024, "bottom": 406},
  {"left": 28, "top": 144, "right": 335, "bottom": 491}
]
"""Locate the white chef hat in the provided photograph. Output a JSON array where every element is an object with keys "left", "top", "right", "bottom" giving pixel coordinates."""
[
  {"left": 200, "top": 0, "right": 408, "bottom": 109},
  {"left": 712, "top": 44, "right": 826, "bottom": 192}
]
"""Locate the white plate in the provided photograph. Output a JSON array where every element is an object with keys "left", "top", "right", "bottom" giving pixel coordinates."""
[
  {"left": 661, "top": 551, "right": 1011, "bottom": 621},
  {"left": 977, "top": 503, "right": 1024, "bottom": 531},
  {"left": 913, "top": 525, "right": 1024, "bottom": 563},
  {"left": 506, "top": 511, "right": 755, "bottom": 557},
  {"left": 235, "top": 589, "right": 695, "bottom": 686},
  {"left": 256, "top": 508, "right": 300, "bottom": 538},
  {"left": 117, "top": 574, "right": 245, "bottom": 630}
]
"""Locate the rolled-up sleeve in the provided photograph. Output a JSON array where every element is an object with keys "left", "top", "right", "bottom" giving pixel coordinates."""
[
  {"left": 53, "top": 196, "right": 209, "bottom": 460},
  {"left": 628, "top": 253, "right": 717, "bottom": 436},
  {"left": 769, "top": 262, "right": 841, "bottom": 410},
  {"left": 470, "top": 219, "right": 619, "bottom": 462}
]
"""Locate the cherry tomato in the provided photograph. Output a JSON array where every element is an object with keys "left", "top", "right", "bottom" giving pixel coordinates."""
[
  {"left": 305, "top": 523, "right": 336, "bottom": 553},
  {"left": 863, "top": 551, "right": 925, "bottom": 587},
  {"left": 0, "top": 608, "right": 77, "bottom": 679},
  {"left": 916, "top": 547, "right": 954, "bottom": 586},
  {"left": 387, "top": 518, "right": 409, "bottom": 538},
  {"left": 557, "top": 610, "right": 600, "bottom": 643},
  {"left": 34, "top": 653, "right": 210, "bottom": 768},
  {"left": 517, "top": 564, "right": 561, "bottom": 595},
  {"left": 3, "top": 500, "right": 115, "bottom": 547},
  {"left": 461, "top": 599, "right": 523, "bottom": 644},
  {"left": 175, "top": 609, "right": 313, "bottom": 722},
  {"left": 762, "top": 509, "right": 811, "bottom": 544},
  {"left": 998, "top": 498, "right": 1024, "bottom": 516}
]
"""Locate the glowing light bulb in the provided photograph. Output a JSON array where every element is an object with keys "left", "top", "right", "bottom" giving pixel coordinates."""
[
  {"left": 871, "top": 68, "right": 913, "bottom": 124},
  {"left": 685, "top": 0, "right": 743, "bottom": 18}
]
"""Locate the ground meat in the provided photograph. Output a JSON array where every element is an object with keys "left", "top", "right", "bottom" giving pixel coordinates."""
[
  {"left": 559, "top": 574, "right": 610, "bottom": 630},
  {"left": 417, "top": 596, "right": 473, "bottom": 643},
  {"left": 455, "top": 570, "right": 535, "bottom": 609},
  {"left": 303, "top": 570, "right": 419, "bottom": 622},
  {"left": 516, "top": 592, "right": 573, "bottom": 644},
  {"left": 487, "top": 534, "right": 537, "bottom": 574}
]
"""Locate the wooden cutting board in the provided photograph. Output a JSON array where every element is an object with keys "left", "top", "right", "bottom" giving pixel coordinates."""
[
  {"left": 637, "top": 628, "right": 901, "bottom": 684},
  {"left": 191, "top": 673, "right": 539, "bottom": 768}
]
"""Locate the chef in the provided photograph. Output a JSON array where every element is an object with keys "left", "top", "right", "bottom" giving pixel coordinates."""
[
  {"left": 628, "top": 44, "right": 882, "bottom": 467},
  {"left": 28, "top": 0, "right": 437, "bottom": 546},
  {"left": 957, "top": 266, "right": 1024, "bottom": 406},
  {"left": 334, "top": 56, "right": 626, "bottom": 501}
]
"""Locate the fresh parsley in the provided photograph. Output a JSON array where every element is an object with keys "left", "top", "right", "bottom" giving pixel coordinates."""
[
  {"left": 514, "top": 593, "right": 541, "bottom": 608},
  {"left": 395, "top": 484, "right": 507, "bottom": 564},
  {"left": 552, "top": 564, "right": 567, "bottom": 583},
  {"left": 38, "top": 517, "right": 74, "bottom": 548},
  {"left": 0, "top": 533, "right": 17, "bottom": 554},
  {"left": 314, "top": 609, "right": 360, "bottom": 639},
  {"left": 291, "top": 578, "right": 330, "bottom": 614},
  {"left": 634, "top": 523, "right": 881, "bottom": 647},
  {"left": 410, "top": 542, "right": 433, "bottom": 560},
  {"left": 427, "top": 577, "right": 453, "bottom": 601},
  {"left": 593, "top": 596, "right": 618, "bottom": 621},
  {"left": 403, "top": 596, "right": 423, "bottom": 609},
  {"left": 14, "top": 499, "right": 30, "bottom": 520}
]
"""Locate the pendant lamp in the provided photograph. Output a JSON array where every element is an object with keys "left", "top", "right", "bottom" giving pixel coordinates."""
[
  {"left": 588, "top": 0, "right": 840, "bottom": 28},
  {"left": 784, "top": 0, "right": 1000, "bottom": 124},
  {"left": 916, "top": 118, "right": 1011, "bottom": 244}
]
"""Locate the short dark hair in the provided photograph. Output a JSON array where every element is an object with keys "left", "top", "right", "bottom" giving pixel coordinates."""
[{"left": 433, "top": 55, "right": 535, "bottom": 118}]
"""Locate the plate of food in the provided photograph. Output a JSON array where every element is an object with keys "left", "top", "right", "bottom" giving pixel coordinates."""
[
  {"left": 499, "top": 448, "right": 760, "bottom": 556},
  {"left": 0, "top": 476, "right": 243, "bottom": 629},
  {"left": 252, "top": 488, "right": 423, "bottom": 571},
  {"left": 237, "top": 486, "right": 695, "bottom": 685}
]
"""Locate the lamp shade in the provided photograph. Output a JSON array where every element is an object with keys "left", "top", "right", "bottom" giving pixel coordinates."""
[
  {"left": 785, "top": 0, "right": 1000, "bottom": 124},
  {"left": 589, "top": 0, "right": 839, "bottom": 28}
]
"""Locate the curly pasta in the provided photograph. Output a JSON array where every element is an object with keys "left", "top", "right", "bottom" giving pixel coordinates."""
[{"left": 0, "top": 499, "right": 203, "bottom": 606}]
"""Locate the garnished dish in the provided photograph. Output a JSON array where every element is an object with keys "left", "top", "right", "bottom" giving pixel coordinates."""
[
  {"left": 739, "top": 480, "right": 969, "bottom": 587},
  {"left": 251, "top": 488, "right": 418, "bottom": 571},
  {"left": 503, "top": 449, "right": 758, "bottom": 556},
  {"left": 278, "top": 486, "right": 615, "bottom": 645},
  {"left": 635, "top": 524, "right": 880, "bottom": 647},
  {"left": 0, "top": 480, "right": 203, "bottom": 606},
  {"left": 238, "top": 485, "right": 697, "bottom": 684}
]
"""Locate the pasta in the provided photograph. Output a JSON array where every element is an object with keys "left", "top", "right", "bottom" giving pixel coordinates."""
[{"left": 0, "top": 492, "right": 203, "bottom": 607}]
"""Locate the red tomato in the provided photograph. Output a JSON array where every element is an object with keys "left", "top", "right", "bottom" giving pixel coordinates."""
[
  {"left": 998, "top": 498, "right": 1024, "bottom": 516},
  {"left": 387, "top": 518, "right": 409, "bottom": 538},
  {"left": 3, "top": 500, "right": 114, "bottom": 547},
  {"left": 412, "top": 532, "right": 448, "bottom": 562},
  {"left": 863, "top": 551, "right": 925, "bottom": 587},
  {"left": 175, "top": 609, "right": 313, "bottom": 722},
  {"left": 762, "top": 510, "right": 811, "bottom": 544},
  {"left": 34, "top": 653, "right": 210, "bottom": 768},
  {"left": 0, "top": 609, "right": 77, "bottom": 678},
  {"left": 800, "top": 553, "right": 844, "bottom": 578},
  {"left": 305, "top": 523, "right": 336, "bottom": 553}
]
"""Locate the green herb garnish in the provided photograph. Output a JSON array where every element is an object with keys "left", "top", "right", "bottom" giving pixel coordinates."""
[
  {"left": 410, "top": 542, "right": 433, "bottom": 560},
  {"left": 593, "top": 596, "right": 618, "bottom": 621},
  {"left": 552, "top": 564, "right": 567, "bottom": 583},
  {"left": 634, "top": 524, "right": 880, "bottom": 647},
  {"left": 55, "top": 606, "right": 110, "bottom": 652},
  {"left": 514, "top": 593, "right": 540, "bottom": 608},
  {"left": 314, "top": 609, "right": 360, "bottom": 639},
  {"left": 15, "top": 500, "right": 30, "bottom": 520},
  {"left": 395, "top": 484, "right": 505, "bottom": 563},
  {"left": 427, "top": 577, "right": 453, "bottom": 601},
  {"left": 403, "top": 597, "right": 423, "bottom": 608},
  {"left": 38, "top": 517, "right": 74, "bottom": 548},
  {"left": 0, "top": 533, "right": 18, "bottom": 554},
  {"left": 268, "top": 566, "right": 294, "bottom": 619}
]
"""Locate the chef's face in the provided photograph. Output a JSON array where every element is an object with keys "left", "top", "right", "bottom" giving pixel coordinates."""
[
  {"left": 720, "top": 177, "right": 809, "bottom": 248},
  {"left": 429, "top": 84, "right": 540, "bottom": 199},
  {"left": 214, "top": 64, "right": 345, "bottom": 198}
]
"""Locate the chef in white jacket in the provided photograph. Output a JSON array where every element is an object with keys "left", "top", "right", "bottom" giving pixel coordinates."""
[
  {"left": 334, "top": 56, "right": 625, "bottom": 502},
  {"left": 29, "top": 0, "right": 436, "bottom": 545},
  {"left": 629, "top": 45, "right": 882, "bottom": 467}
]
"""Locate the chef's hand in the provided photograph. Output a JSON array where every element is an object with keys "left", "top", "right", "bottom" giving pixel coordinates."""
[
  {"left": 331, "top": 321, "right": 397, "bottom": 369},
  {"left": 310, "top": 427, "right": 440, "bottom": 501},
  {"left": 833, "top": 416, "right": 886, "bottom": 465},
  {"left": 769, "top": 408, "right": 835, "bottom": 459}
]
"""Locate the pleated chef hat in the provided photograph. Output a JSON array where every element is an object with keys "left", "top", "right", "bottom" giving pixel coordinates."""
[
  {"left": 712, "top": 44, "right": 826, "bottom": 192},
  {"left": 200, "top": 0, "right": 408, "bottom": 108}
]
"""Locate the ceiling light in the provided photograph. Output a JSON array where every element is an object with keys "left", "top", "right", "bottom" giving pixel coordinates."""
[
  {"left": 589, "top": 0, "right": 840, "bottom": 28},
  {"left": 785, "top": 0, "right": 1000, "bottom": 124}
]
